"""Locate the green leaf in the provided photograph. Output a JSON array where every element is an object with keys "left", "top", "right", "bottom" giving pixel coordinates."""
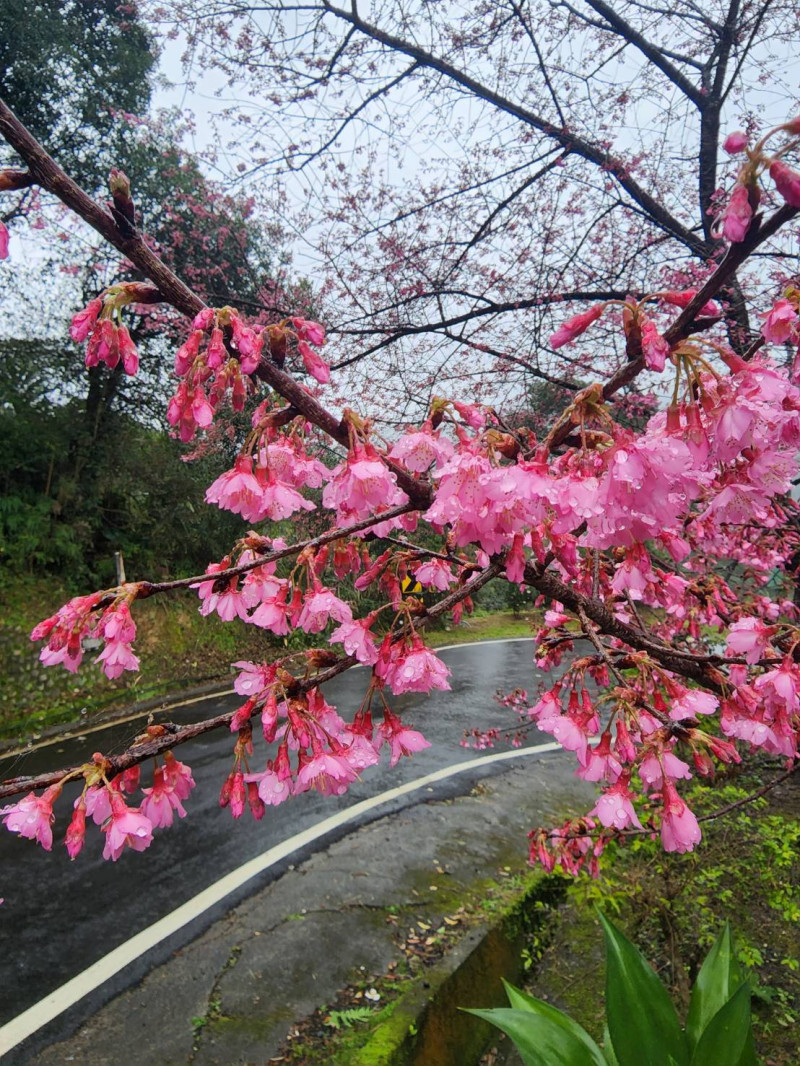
[
  {"left": 602, "top": 1022, "right": 621, "bottom": 1066},
  {"left": 502, "top": 978, "right": 543, "bottom": 1010},
  {"left": 465, "top": 1007, "right": 607, "bottom": 1066},
  {"left": 598, "top": 911, "right": 688, "bottom": 1066},
  {"left": 686, "top": 923, "right": 744, "bottom": 1050},
  {"left": 690, "top": 982, "right": 753, "bottom": 1066},
  {"left": 498, "top": 980, "right": 608, "bottom": 1062}
]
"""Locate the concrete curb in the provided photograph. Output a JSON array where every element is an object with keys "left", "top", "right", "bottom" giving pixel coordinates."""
[{"left": 290, "top": 872, "right": 567, "bottom": 1066}]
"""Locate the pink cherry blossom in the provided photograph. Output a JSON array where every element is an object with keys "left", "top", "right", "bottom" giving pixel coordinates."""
[
  {"left": 753, "top": 658, "right": 800, "bottom": 716},
  {"left": 227, "top": 771, "right": 246, "bottom": 818},
  {"left": 641, "top": 319, "right": 670, "bottom": 371},
  {"left": 330, "top": 615, "right": 380, "bottom": 664},
  {"left": 721, "top": 183, "right": 753, "bottom": 242},
  {"left": 95, "top": 637, "right": 140, "bottom": 679},
  {"left": 296, "top": 587, "right": 353, "bottom": 633},
  {"left": 140, "top": 767, "right": 188, "bottom": 828},
  {"left": 117, "top": 325, "right": 139, "bottom": 375},
  {"left": 505, "top": 534, "right": 526, "bottom": 584},
  {"left": 340, "top": 730, "right": 381, "bottom": 771},
  {"left": 250, "top": 464, "right": 317, "bottom": 521},
  {"left": 377, "top": 710, "right": 431, "bottom": 767},
  {"left": 576, "top": 732, "right": 623, "bottom": 783},
  {"left": 295, "top": 747, "right": 356, "bottom": 795},
  {"left": 94, "top": 602, "right": 139, "bottom": 679},
  {"left": 413, "top": 558, "right": 456, "bottom": 591},
  {"left": 669, "top": 688, "right": 719, "bottom": 722},
  {"left": 205, "top": 455, "right": 263, "bottom": 517},
  {"left": 660, "top": 779, "right": 702, "bottom": 853},
  {"left": 163, "top": 753, "right": 196, "bottom": 800},
  {"left": 247, "top": 781, "right": 266, "bottom": 820},
  {"left": 389, "top": 428, "right": 454, "bottom": 472},
  {"left": 70, "top": 297, "right": 103, "bottom": 342},
  {"left": 262, "top": 440, "right": 328, "bottom": 489},
  {"left": 292, "top": 316, "right": 326, "bottom": 346},
  {"left": 194, "top": 558, "right": 250, "bottom": 622},
  {"left": 230, "top": 311, "right": 262, "bottom": 366},
  {"left": 726, "top": 616, "right": 775, "bottom": 664},
  {"left": 174, "top": 329, "right": 203, "bottom": 374},
  {"left": 770, "top": 160, "right": 800, "bottom": 208},
  {"left": 298, "top": 339, "right": 331, "bottom": 383},
  {"left": 249, "top": 583, "right": 291, "bottom": 634},
  {"left": 722, "top": 130, "right": 748, "bottom": 154},
  {"left": 249, "top": 767, "right": 292, "bottom": 806},
  {"left": 451, "top": 401, "right": 486, "bottom": 428},
  {"left": 377, "top": 636, "right": 451, "bottom": 695},
  {"left": 167, "top": 382, "right": 214, "bottom": 442},
  {"left": 660, "top": 289, "right": 720, "bottom": 317},
  {"left": 84, "top": 785, "right": 113, "bottom": 826},
  {"left": 102, "top": 794, "right": 154, "bottom": 861},
  {"left": 1, "top": 786, "right": 59, "bottom": 850},
  {"left": 234, "top": 660, "right": 278, "bottom": 698},
  {"left": 760, "top": 299, "right": 799, "bottom": 344},
  {"left": 30, "top": 591, "right": 105, "bottom": 674},
  {"left": 589, "top": 777, "right": 642, "bottom": 830},
  {"left": 65, "top": 800, "right": 87, "bottom": 859},
  {"left": 639, "top": 750, "right": 692, "bottom": 790},
  {"left": 549, "top": 303, "right": 604, "bottom": 348},
  {"left": 322, "top": 443, "right": 408, "bottom": 523},
  {"left": 192, "top": 308, "right": 215, "bottom": 330}
]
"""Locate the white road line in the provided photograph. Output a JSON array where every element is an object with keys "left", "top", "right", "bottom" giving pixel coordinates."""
[
  {"left": 0, "top": 738, "right": 559, "bottom": 1056},
  {"left": 3, "top": 636, "right": 535, "bottom": 756}
]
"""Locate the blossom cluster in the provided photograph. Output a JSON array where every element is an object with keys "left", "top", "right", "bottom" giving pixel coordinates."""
[
  {"left": 70, "top": 284, "right": 146, "bottom": 376},
  {"left": 30, "top": 590, "right": 140, "bottom": 679},
  {"left": 1, "top": 751, "right": 195, "bottom": 861},
  {"left": 224, "top": 665, "right": 431, "bottom": 812},
  {"left": 167, "top": 308, "right": 330, "bottom": 441}
]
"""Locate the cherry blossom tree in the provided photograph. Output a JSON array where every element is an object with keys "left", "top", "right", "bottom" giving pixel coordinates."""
[
  {"left": 150, "top": 0, "right": 799, "bottom": 419},
  {"left": 1, "top": 3, "right": 800, "bottom": 875}
]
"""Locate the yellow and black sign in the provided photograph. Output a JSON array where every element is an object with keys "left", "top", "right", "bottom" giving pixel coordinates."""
[{"left": 400, "top": 575, "right": 424, "bottom": 597}]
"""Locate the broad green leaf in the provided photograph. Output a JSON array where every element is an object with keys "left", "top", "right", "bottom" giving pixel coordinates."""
[
  {"left": 686, "top": 923, "right": 744, "bottom": 1050},
  {"left": 598, "top": 911, "right": 688, "bottom": 1066},
  {"left": 737, "top": 1027, "right": 760, "bottom": 1066},
  {"left": 499, "top": 979, "right": 608, "bottom": 1062},
  {"left": 502, "top": 978, "right": 544, "bottom": 1011},
  {"left": 690, "top": 982, "right": 753, "bottom": 1066},
  {"left": 602, "top": 1021, "right": 621, "bottom": 1066},
  {"left": 465, "top": 1007, "right": 608, "bottom": 1066}
]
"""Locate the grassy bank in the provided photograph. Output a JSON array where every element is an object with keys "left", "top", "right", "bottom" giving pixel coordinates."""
[
  {"left": 0, "top": 573, "right": 536, "bottom": 744},
  {"left": 512, "top": 764, "right": 800, "bottom": 1066},
  {"left": 0, "top": 576, "right": 279, "bottom": 743}
]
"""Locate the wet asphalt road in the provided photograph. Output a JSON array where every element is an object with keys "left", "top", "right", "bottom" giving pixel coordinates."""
[{"left": 0, "top": 639, "right": 562, "bottom": 1033}]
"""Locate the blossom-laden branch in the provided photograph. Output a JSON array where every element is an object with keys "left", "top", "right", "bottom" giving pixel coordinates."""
[{"left": 2, "top": 100, "right": 800, "bottom": 874}]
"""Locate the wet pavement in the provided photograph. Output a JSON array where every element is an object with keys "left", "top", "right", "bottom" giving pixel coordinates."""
[
  {"left": 21, "top": 756, "right": 590, "bottom": 1066},
  {"left": 0, "top": 638, "right": 587, "bottom": 1062}
]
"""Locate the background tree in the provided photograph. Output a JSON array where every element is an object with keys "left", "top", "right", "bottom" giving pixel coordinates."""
[
  {"left": 0, "top": 2, "right": 305, "bottom": 582},
  {"left": 0, "top": 0, "right": 155, "bottom": 229}
]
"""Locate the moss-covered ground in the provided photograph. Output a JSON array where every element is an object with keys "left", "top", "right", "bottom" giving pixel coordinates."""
[{"left": 272, "top": 866, "right": 566, "bottom": 1065}]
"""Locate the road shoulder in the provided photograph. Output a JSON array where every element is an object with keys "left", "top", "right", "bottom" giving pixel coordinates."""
[{"left": 25, "top": 756, "right": 590, "bottom": 1066}]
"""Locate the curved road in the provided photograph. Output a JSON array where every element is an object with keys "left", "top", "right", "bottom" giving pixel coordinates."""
[{"left": 0, "top": 638, "right": 571, "bottom": 1056}]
